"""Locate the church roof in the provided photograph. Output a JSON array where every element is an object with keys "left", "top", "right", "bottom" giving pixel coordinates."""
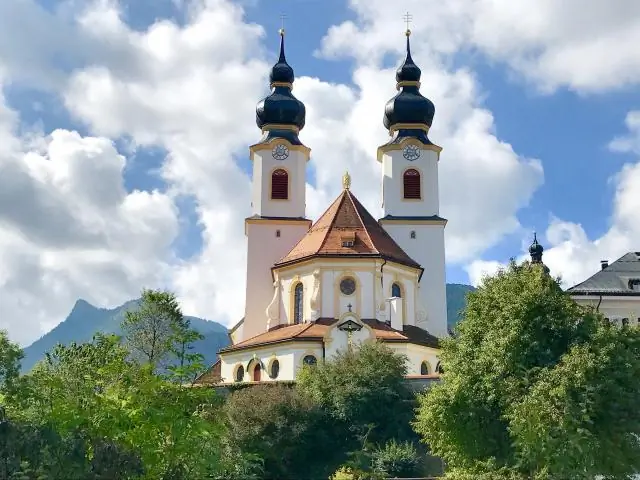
[
  {"left": 274, "top": 188, "right": 421, "bottom": 270},
  {"left": 218, "top": 318, "right": 439, "bottom": 354},
  {"left": 568, "top": 252, "right": 640, "bottom": 296}
]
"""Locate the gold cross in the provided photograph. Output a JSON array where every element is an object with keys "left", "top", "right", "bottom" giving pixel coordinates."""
[
  {"left": 279, "top": 13, "right": 286, "bottom": 35},
  {"left": 403, "top": 11, "right": 412, "bottom": 35}
]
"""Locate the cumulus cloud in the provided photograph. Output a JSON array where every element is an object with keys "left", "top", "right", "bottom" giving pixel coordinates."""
[
  {"left": 319, "top": 0, "right": 640, "bottom": 93},
  {"left": 0, "top": 87, "right": 179, "bottom": 346},
  {"left": 466, "top": 112, "right": 640, "bottom": 288}
]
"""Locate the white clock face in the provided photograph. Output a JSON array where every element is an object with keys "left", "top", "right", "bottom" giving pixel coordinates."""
[
  {"left": 272, "top": 143, "right": 290, "bottom": 160},
  {"left": 402, "top": 144, "right": 421, "bottom": 161}
]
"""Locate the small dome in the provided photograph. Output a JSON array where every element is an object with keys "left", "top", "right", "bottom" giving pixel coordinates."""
[
  {"left": 396, "top": 32, "right": 421, "bottom": 83},
  {"left": 529, "top": 233, "right": 544, "bottom": 256},
  {"left": 269, "top": 30, "right": 294, "bottom": 85},
  {"left": 255, "top": 31, "right": 306, "bottom": 133},
  {"left": 383, "top": 32, "right": 436, "bottom": 131}
]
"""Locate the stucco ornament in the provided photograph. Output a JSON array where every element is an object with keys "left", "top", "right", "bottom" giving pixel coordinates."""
[
  {"left": 309, "top": 269, "right": 321, "bottom": 321},
  {"left": 375, "top": 271, "right": 386, "bottom": 313},
  {"left": 416, "top": 286, "right": 428, "bottom": 326},
  {"left": 265, "top": 280, "right": 280, "bottom": 330}
]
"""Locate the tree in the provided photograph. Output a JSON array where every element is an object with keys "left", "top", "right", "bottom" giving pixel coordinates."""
[
  {"left": 166, "top": 317, "right": 205, "bottom": 384},
  {"left": 297, "top": 341, "right": 414, "bottom": 446},
  {"left": 224, "top": 384, "right": 337, "bottom": 480},
  {"left": 0, "top": 330, "right": 23, "bottom": 395},
  {"left": 122, "top": 289, "right": 183, "bottom": 368},
  {"left": 8, "top": 333, "right": 226, "bottom": 479},
  {"left": 414, "top": 260, "right": 640, "bottom": 479}
]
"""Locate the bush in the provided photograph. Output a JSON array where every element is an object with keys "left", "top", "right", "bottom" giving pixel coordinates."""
[{"left": 371, "top": 439, "right": 421, "bottom": 478}]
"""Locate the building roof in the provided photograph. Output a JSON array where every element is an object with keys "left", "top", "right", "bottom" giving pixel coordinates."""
[
  {"left": 568, "top": 252, "right": 640, "bottom": 296},
  {"left": 274, "top": 188, "right": 421, "bottom": 270},
  {"left": 218, "top": 318, "right": 439, "bottom": 354}
]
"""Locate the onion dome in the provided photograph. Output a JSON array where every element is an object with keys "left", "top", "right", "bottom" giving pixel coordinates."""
[
  {"left": 255, "top": 29, "right": 306, "bottom": 145},
  {"left": 529, "top": 232, "right": 544, "bottom": 263},
  {"left": 383, "top": 30, "right": 435, "bottom": 144}
]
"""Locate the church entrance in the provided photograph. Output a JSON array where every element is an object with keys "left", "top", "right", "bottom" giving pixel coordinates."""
[{"left": 253, "top": 364, "right": 262, "bottom": 382}]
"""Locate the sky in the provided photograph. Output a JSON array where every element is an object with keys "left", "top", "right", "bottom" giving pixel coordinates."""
[{"left": 1, "top": 0, "right": 640, "bottom": 347}]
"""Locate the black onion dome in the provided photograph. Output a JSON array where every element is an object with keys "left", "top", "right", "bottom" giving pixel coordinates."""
[
  {"left": 529, "top": 232, "right": 544, "bottom": 263},
  {"left": 255, "top": 30, "right": 306, "bottom": 136},
  {"left": 383, "top": 32, "right": 435, "bottom": 132}
]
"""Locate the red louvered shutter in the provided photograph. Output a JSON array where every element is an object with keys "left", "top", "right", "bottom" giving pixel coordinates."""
[
  {"left": 271, "top": 169, "right": 289, "bottom": 200},
  {"left": 403, "top": 169, "right": 421, "bottom": 199}
]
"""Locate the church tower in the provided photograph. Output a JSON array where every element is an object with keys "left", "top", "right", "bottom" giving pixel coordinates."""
[
  {"left": 243, "top": 29, "right": 312, "bottom": 342},
  {"left": 377, "top": 29, "right": 448, "bottom": 338}
]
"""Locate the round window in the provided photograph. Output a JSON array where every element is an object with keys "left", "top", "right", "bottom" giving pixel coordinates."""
[
  {"left": 235, "top": 365, "right": 244, "bottom": 382},
  {"left": 303, "top": 355, "right": 317, "bottom": 366},
  {"left": 269, "top": 359, "right": 280, "bottom": 379},
  {"left": 339, "top": 277, "right": 356, "bottom": 295}
]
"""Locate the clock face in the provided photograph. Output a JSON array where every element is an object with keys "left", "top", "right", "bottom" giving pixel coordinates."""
[
  {"left": 272, "top": 143, "right": 290, "bottom": 160},
  {"left": 402, "top": 144, "right": 421, "bottom": 161}
]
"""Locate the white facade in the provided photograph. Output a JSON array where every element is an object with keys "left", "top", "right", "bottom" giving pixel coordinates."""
[
  {"left": 250, "top": 139, "right": 309, "bottom": 218},
  {"left": 572, "top": 296, "right": 640, "bottom": 326},
  {"left": 242, "top": 139, "right": 312, "bottom": 342},
  {"left": 378, "top": 142, "right": 449, "bottom": 338},
  {"left": 269, "top": 259, "right": 421, "bottom": 328}
]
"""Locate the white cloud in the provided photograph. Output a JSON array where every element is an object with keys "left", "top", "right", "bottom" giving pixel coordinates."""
[
  {"left": 466, "top": 112, "right": 640, "bottom": 289},
  {"left": 0, "top": 87, "right": 179, "bottom": 346},
  {"left": 319, "top": 0, "right": 640, "bottom": 93}
]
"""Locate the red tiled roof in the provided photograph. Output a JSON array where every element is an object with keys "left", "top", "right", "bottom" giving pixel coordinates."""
[
  {"left": 275, "top": 189, "right": 421, "bottom": 269},
  {"left": 219, "top": 318, "right": 439, "bottom": 354}
]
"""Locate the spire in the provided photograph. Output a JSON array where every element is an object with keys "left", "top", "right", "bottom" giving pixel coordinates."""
[
  {"left": 396, "top": 28, "right": 421, "bottom": 85},
  {"left": 269, "top": 28, "right": 294, "bottom": 86},
  {"left": 255, "top": 26, "right": 306, "bottom": 145},
  {"left": 382, "top": 24, "right": 435, "bottom": 144}
]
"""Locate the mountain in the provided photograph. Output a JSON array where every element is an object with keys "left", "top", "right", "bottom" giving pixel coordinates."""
[
  {"left": 21, "top": 299, "right": 230, "bottom": 373},
  {"left": 446, "top": 283, "right": 476, "bottom": 328}
]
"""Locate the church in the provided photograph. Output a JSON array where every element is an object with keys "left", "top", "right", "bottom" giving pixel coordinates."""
[{"left": 195, "top": 27, "right": 448, "bottom": 385}]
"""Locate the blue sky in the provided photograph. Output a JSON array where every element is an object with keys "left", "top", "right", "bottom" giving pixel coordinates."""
[{"left": 1, "top": 0, "right": 639, "bottom": 345}]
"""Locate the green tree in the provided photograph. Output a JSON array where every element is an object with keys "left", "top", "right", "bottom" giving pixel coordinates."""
[
  {"left": 166, "top": 317, "right": 205, "bottom": 384},
  {"left": 297, "top": 341, "right": 414, "bottom": 446},
  {"left": 122, "top": 289, "right": 182, "bottom": 368},
  {"left": 414, "top": 260, "right": 640, "bottom": 479},
  {"left": 0, "top": 330, "right": 23, "bottom": 395},
  {"left": 8, "top": 333, "right": 225, "bottom": 479},
  {"left": 371, "top": 439, "right": 421, "bottom": 478},
  {"left": 224, "top": 384, "right": 337, "bottom": 480}
]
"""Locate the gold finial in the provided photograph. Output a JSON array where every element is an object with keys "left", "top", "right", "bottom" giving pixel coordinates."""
[
  {"left": 342, "top": 170, "right": 351, "bottom": 190},
  {"left": 279, "top": 13, "right": 286, "bottom": 36},
  {"left": 403, "top": 11, "right": 412, "bottom": 36}
]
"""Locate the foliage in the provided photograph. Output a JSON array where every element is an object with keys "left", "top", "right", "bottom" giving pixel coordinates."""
[
  {"left": 121, "top": 289, "right": 182, "bottom": 369},
  {"left": 224, "top": 383, "right": 339, "bottom": 480},
  {"left": 329, "top": 466, "right": 385, "bottom": 480},
  {"left": 371, "top": 439, "right": 421, "bottom": 478},
  {"left": 297, "top": 341, "right": 414, "bottom": 445},
  {"left": 415, "top": 260, "right": 640, "bottom": 479},
  {"left": 0, "top": 329, "right": 23, "bottom": 394},
  {"left": 166, "top": 317, "right": 205, "bottom": 384},
  {"left": 6, "top": 332, "right": 226, "bottom": 479}
]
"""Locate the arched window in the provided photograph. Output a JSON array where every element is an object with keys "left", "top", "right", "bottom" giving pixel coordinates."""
[
  {"left": 271, "top": 169, "right": 288, "bottom": 200},
  {"left": 253, "top": 363, "right": 262, "bottom": 382},
  {"left": 420, "top": 361, "right": 430, "bottom": 375},
  {"left": 436, "top": 362, "right": 444, "bottom": 374},
  {"left": 293, "top": 282, "right": 303, "bottom": 324},
  {"left": 235, "top": 365, "right": 244, "bottom": 382},
  {"left": 392, "top": 282, "right": 402, "bottom": 298},
  {"left": 622, "top": 318, "right": 629, "bottom": 327},
  {"left": 410, "top": 230, "right": 416, "bottom": 239},
  {"left": 403, "top": 169, "right": 421, "bottom": 199},
  {"left": 269, "top": 359, "right": 280, "bottom": 379}
]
